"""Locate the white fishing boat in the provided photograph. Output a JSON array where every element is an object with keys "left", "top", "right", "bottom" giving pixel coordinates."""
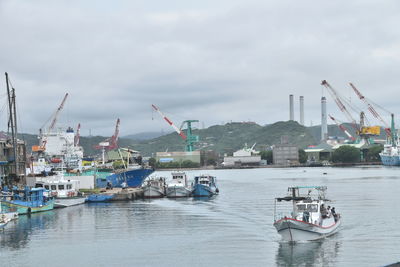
[
  {"left": 166, "top": 172, "right": 192, "bottom": 198},
  {"left": 273, "top": 186, "right": 341, "bottom": 242},
  {"left": 35, "top": 177, "right": 86, "bottom": 208},
  {"left": 142, "top": 177, "right": 166, "bottom": 198}
]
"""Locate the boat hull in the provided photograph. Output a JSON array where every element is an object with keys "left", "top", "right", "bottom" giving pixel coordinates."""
[
  {"left": 166, "top": 186, "right": 191, "bottom": 198},
  {"left": 274, "top": 217, "right": 341, "bottom": 242},
  {"left": 0, "top": 199, "right": 55, "bottom": 215},
  {"left": 192, "top": 184, "right": 218, "bottom": 197},
  {"left": 54, "top": 197, "right": 86, "bottom": 208},
  {"left": 380, "top": 154, "right": 400, "bottom": 166},
  {"left": 96, "top": 168, "right": 154, "bottom": 188},
  {"left": 86, "top": 194, "right": 114, "bottom": 202},
  {"left": 143, "top": 185, "right": 165, "bottom": 198}
]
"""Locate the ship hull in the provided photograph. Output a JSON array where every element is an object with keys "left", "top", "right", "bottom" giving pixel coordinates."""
[
  {"left": 166, "top": 186, "right": 192, "bottom": 198},
  {"left": 143, "top": 185, "right": 165, "bottom": 198},
  {"left": 274, "top": 217, "right": 341, "bottom": 242},
  {"left": 0, "top": 199, "right": 54, "bottom": 215},
  {"left": 54, "top": 197, "right": 86, "bottom": 208},
  {"left": 192, "top": 184, "right": 218, "bottom": 197},
  {"left": 96, "top": 168, "right": 154, "bottom": 188},
  {"left": 379, "top": 154, "right": 400, "bottom": 166}
]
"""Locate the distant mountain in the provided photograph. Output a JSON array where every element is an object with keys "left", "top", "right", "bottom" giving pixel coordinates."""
[{"left": 123, "top": 131, "right": 171, "bottom": 141}]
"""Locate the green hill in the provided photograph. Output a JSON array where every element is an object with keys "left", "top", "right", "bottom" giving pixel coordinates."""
[{"left": 133, "top": 121, "right": 317, "bottom": 156}]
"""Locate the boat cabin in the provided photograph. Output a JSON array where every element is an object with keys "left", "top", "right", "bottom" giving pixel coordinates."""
[
  {"left": 194, "top": 175, "right": 216, "bottom": 186},
  {"left": 35, "top": 179, "right": 80, "bottom": 198},
  {"left": 170, "top": 172, "right": 187, "bottom": 185},
  {"left": 275, "top": 186, "right": 331, "bottom": 225}
]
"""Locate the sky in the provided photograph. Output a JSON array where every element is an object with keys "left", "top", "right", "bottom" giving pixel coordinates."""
[{"left": 0, "top": 0, "right": 399, "bottom": 137}]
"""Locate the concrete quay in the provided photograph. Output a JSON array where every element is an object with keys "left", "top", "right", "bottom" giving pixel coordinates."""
[{"left": 99, "top": 188, "right": 144, "bottom": 201}]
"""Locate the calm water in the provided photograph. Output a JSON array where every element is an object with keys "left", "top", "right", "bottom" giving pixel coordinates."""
[{"left": 1, "top": 166, "right": 400, "bottom": 267}]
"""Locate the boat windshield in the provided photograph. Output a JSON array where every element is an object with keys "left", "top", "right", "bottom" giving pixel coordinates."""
[
  {"left": 296, "top": 203, "right": 318, "bottom": 212},
  {"left": 307, "top": 204, "right": 318, "bottom": 212},
  {"left": 296, "top": 204, "right": 307, "bottom": 211}
]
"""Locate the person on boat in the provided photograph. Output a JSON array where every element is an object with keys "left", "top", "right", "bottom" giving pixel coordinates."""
[
  {"left": 320, "top": 204, "right": 328, "bottom": 218},
  {"left": 331, "top": 207, "right": 337, "bottom": 222},
  {"left": 106, "top": 182, "right": 113, "bottom": 190},
  {"left": 327, "top": 206, "right": 332, "bottom": 217},
  {"left": 303, "top": 210, "right": 310, "bottom": 223}
]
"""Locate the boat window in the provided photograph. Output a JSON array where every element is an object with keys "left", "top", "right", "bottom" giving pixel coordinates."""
[
  {"left": 307, "top": 204, "right": 318, "bottom": 212},
  {"left": 296, "top": 204, "right": 306, "bottom": 211},
  {"left": 44, "top": 185, "right": 50, "bottom": 190},
  {"left": 67, "top": 184, "right": 72, "bottom": 190},
  {"left": 51, "top": 185, "right": 57, "bottom": 190},
  {"left": 58, "top": 185, "right": 65, "bottom": 190},
  {"left": 35, "top": 183, "right": 43, "bottom": 188}
]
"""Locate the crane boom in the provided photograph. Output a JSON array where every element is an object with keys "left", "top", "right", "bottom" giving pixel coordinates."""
[
  {"left": 321, "top": 80, "right": 359, "bottom": 131},
  {"left": 329, "top": 115, "right": 356, "bottom": 141},
  {"left": 49, "top": 93, "right": 69, "bottom": 131},
  {"left": 349, "top": 83, "right": 389, "bottom": 129},
  {"left": 151, "top": 104, "right": 187, "bottom": 140},
  {"left": 74, "top": 123, "right": 81, "bottom": 146}
]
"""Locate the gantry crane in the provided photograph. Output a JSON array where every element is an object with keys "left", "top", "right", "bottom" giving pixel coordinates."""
[
  {"left": 152, "top": 104, "right": 199, "bottom": 152},
  {"left": 321, "top": 80, "right": 359, "bottom": 132},
  {"left": 349, "top": 82, "right": 390, "bottom": 137}
]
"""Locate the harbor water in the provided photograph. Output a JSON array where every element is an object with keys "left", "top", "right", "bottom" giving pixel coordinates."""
[{"left": 1, "top": 166, "right": 400, "bottom": 266}]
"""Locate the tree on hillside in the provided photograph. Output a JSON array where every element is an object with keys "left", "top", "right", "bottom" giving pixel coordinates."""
[
  {"left": 366, "top": 145, "right": 383, "bottom": 162},
  {"left": 260, "top": 150, "right": 273, "bottom": 164},
  {"left": 331, "top": 145, "right": 360, "bottom": 163},
  {"left": 298, "top": 149, "right": 307, "bottom": 164}
]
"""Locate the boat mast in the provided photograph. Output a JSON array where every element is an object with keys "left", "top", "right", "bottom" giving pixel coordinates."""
[{"left": 5, "top": 72, "right": 19, "bottom": 186}]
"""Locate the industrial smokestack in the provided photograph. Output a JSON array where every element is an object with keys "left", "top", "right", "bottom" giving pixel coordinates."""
[
  {"left": 299, "top": 96, "right": 304, "bottom": 125},
  {"left": 321, "top": 96, "right": 328, "bottom": 141},
  {"left": 289, "top": 94, "right": 294, "bottom": 121}
]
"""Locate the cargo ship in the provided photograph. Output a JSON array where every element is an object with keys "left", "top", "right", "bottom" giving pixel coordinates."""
[{"left": 379, "top": 114, "right": 400, "bottom": 166}]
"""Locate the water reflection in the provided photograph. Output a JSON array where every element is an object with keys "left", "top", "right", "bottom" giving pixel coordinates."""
[
  {"left": 275, "top": 240, "right": 340, "bottom": 266},
  {"left": 0, "top": 211, "right": 57, "bottom": 249}
]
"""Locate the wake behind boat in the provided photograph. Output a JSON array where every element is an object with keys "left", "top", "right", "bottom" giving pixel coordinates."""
[{"left": 273, "top": 186, "right": 341, "bottom": 242}]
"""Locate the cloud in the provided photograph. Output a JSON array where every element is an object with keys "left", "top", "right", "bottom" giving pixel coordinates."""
[{"left": 0, "top": 0, "right": 400, "bottom": 136}]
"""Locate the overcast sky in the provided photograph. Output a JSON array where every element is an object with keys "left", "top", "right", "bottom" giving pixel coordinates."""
[{"left": 0, "top": 0, "right": 399, "bottom": 136}]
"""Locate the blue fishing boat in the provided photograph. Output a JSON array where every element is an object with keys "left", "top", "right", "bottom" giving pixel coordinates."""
[
  {"left": 192, "top": 175, "right": 219, "bottom": 197},
  {"left": 0, "top": 187, "right": 54, "bottom": 215},
  {"left": 96, "top": 167, "right": 154, "bottom": 188},
  {"left": 86, "top": 194, "right": 114, "bottom": 202}
]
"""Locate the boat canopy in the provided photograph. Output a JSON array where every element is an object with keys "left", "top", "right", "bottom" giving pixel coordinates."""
[{"left": 276, "top": 196, "right": 307, "bottom": 202}]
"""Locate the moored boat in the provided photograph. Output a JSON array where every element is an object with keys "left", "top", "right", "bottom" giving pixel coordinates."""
[
  {"left": 0, "top": 187, "right": 54, "bottom": 215},
  {"left": 192, "top": 174, "right": 219, "bottom": 197},
  {"left": 273, "top": 186, "right": 341, "bottom": 242},
  {"left": 142, "top": 177, "right": 166, "bottom": 198},
  {"left": 166, "top": 172, "right": 192, "bottom": 198},
  {"left": 35, "top": 179, "right": 86, "bottom": 208}
]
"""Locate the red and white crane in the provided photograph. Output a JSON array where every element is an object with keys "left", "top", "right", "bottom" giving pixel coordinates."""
[
  {"left": 94, "top": 118, "right": 120, "bottom": 151},
  {"left": 74, "top": 123, "right": 81, "bottom": 146},
  {"left": 329, "top": 115, "right": 356, "bottom": 141},
  {"left": 49, "top": 93, "right": 69, "bottom": 131},
  {"left": 151, "top": 104, "right": 187, "bottom": 140},
  {"left": 321, "top": 80, "right": 360, "bottom": 131},
  {"left": 39, "top": 93, "right": 69, "bottom": 150},
  {"left": 349, "top": 82, "right": 391, "bottom": 136}
]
